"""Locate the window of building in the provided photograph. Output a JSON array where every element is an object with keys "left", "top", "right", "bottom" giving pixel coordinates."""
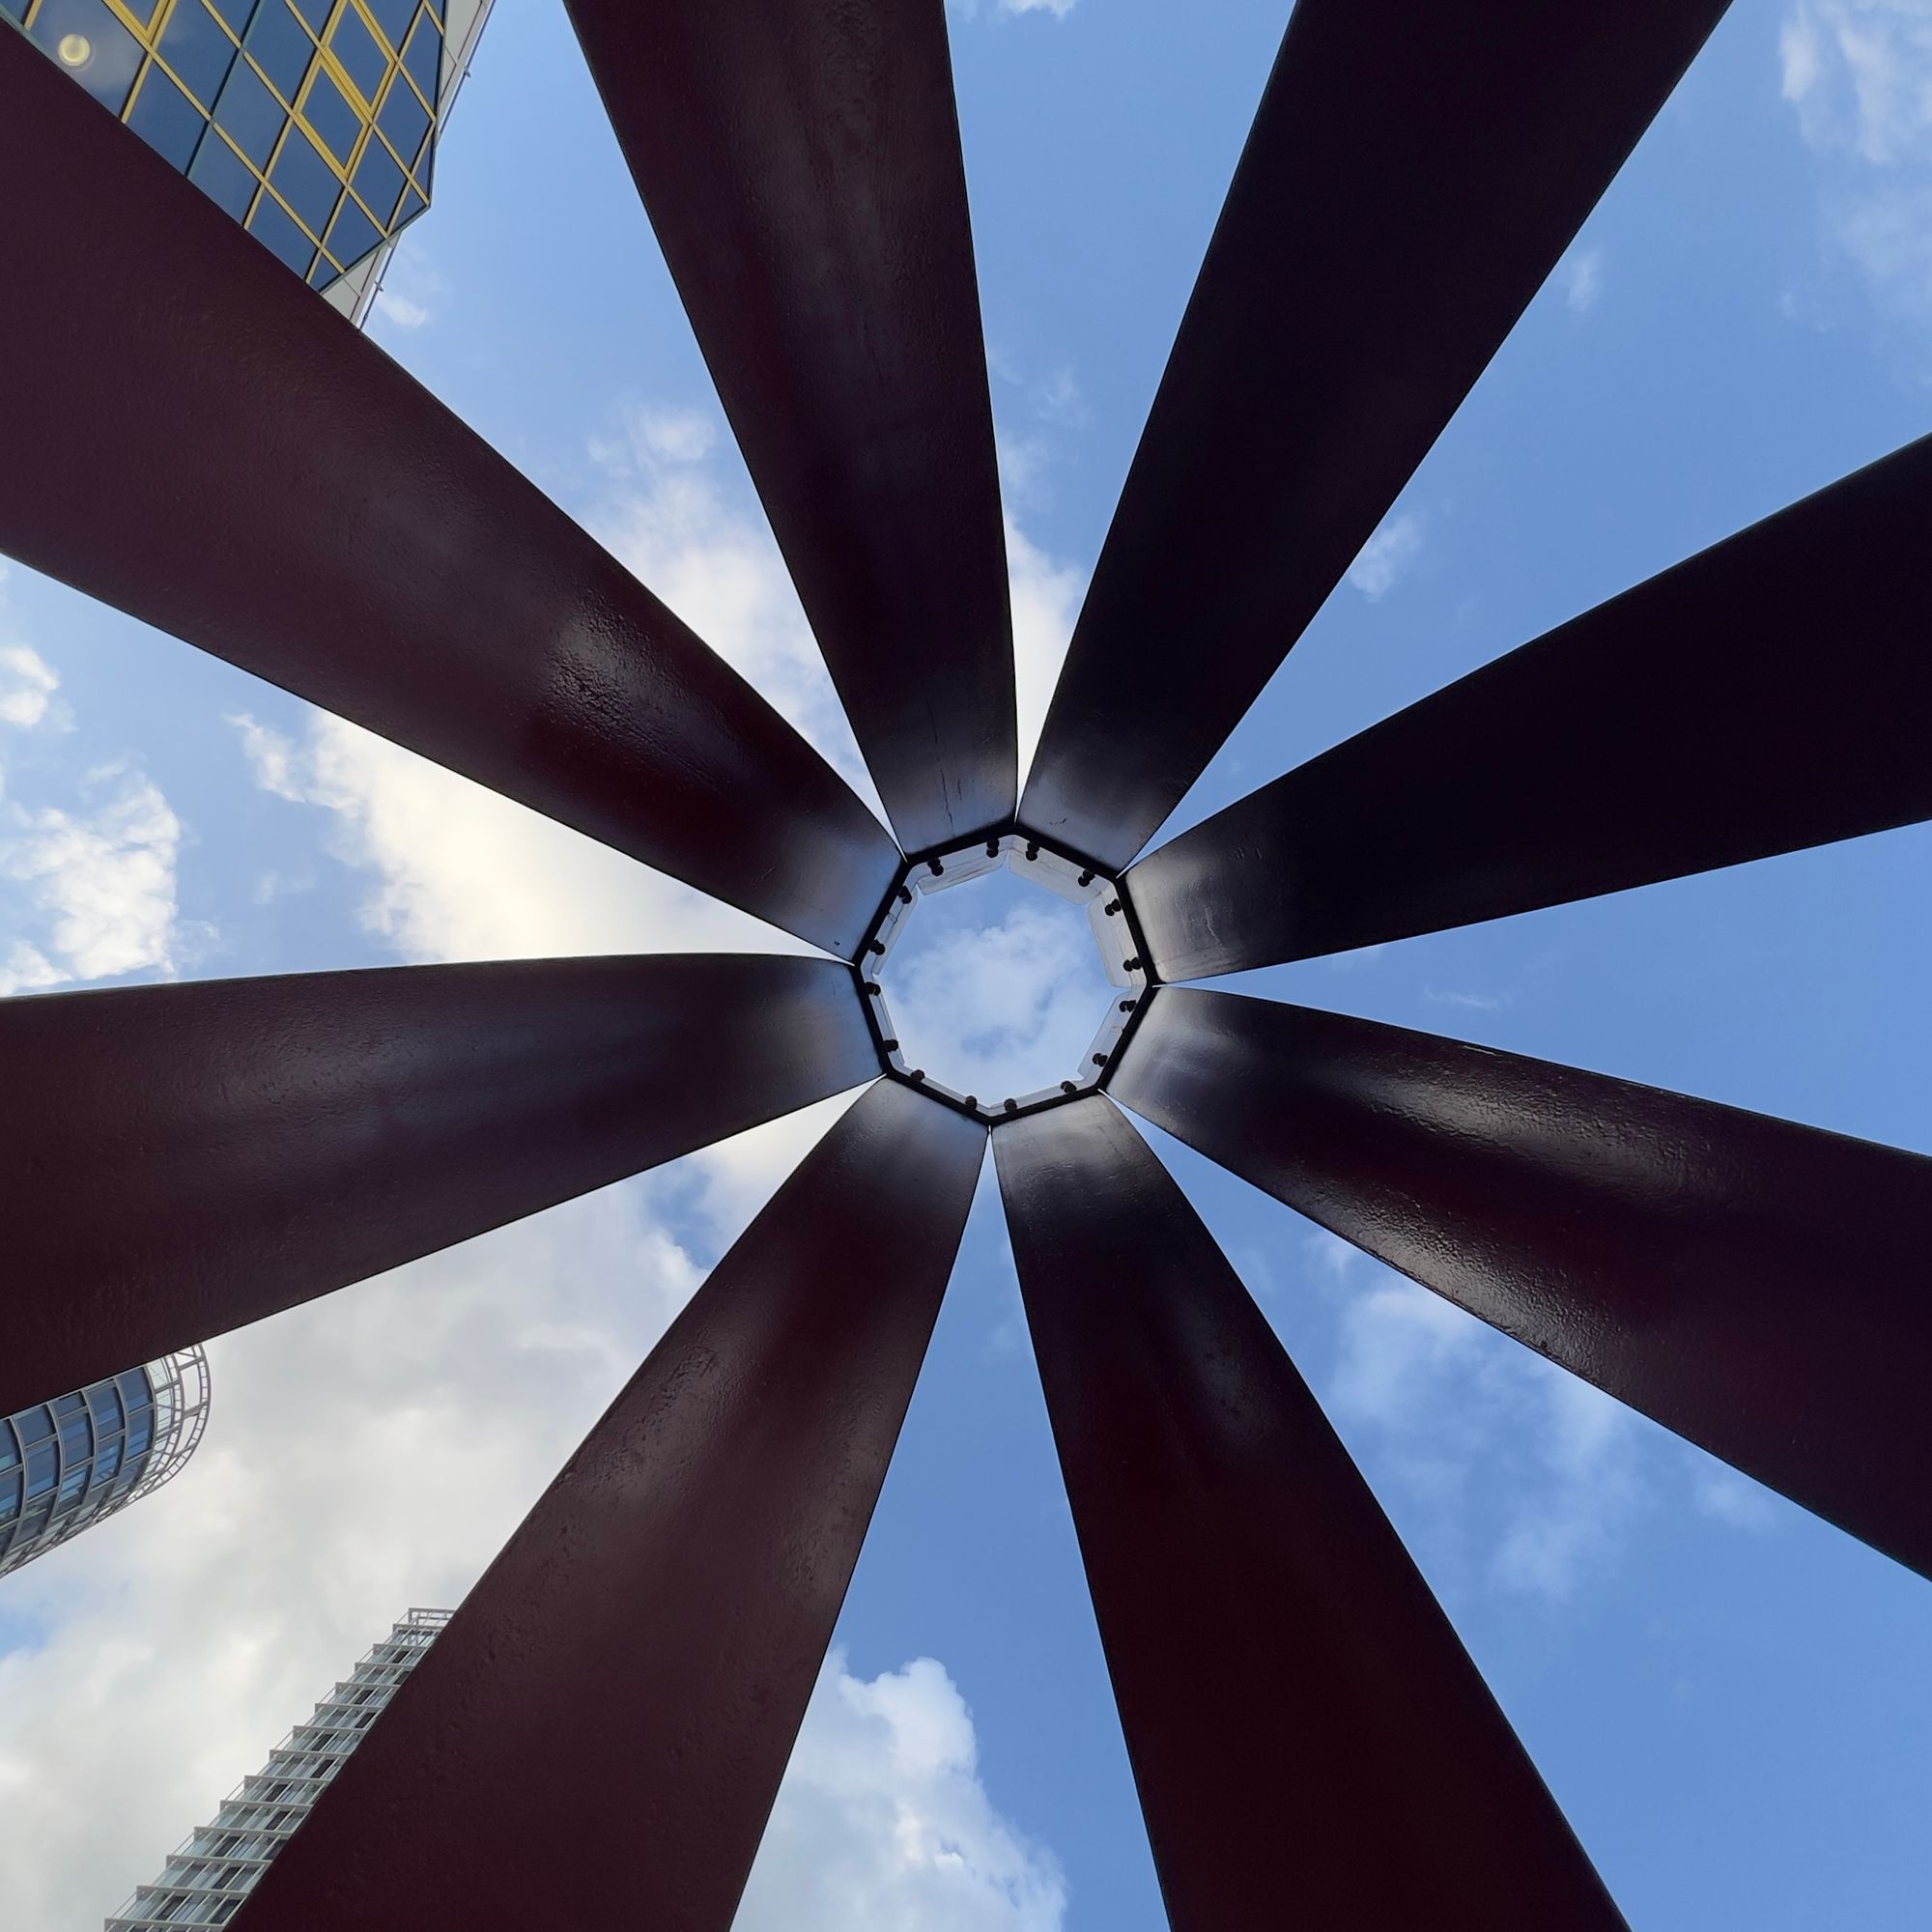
[
  {"left": 26, "top": 0, "right": 144, "bottom": 114},
  {"left": 242, "top": 0, "right": 312, "bottom": 102},
  {"left": 156, "top": 0, "right": 238, "bottom": 108}
]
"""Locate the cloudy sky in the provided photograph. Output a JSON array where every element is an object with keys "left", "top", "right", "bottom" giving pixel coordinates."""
[{"left": 7, "top": 0, "right": 1932, "bottom": 1925}]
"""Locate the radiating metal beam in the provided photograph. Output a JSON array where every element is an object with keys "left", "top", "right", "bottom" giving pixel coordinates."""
[
  {"left": 1127, "top": 433, "right": 1932, "bottom": 980},
  {"left": 233, "top": 1080, "right": 986, "bottom": 1930},
  {"left": 1114, "top": 988, "right": 1932, "bottom": 1579},
  {"left": 567, "top": 0, "right": 1016, "bottom": 853},
  {"left": 0, "top": 954, "right": 876, "bottom": 1414},
  {"left": 993, "top": 1098, "right": 1625, "bottom": 1927},
  {"left": 0, "top": 33, "right": 897, "bottom": 957},
  {"left": 1022, "top": 0, "right": 1730, "bottom": 870}
]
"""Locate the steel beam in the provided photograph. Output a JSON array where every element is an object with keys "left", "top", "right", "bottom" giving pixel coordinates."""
[
  {"left": 1114, "top": 988, "right": 1932, "bottom": 1579},
  {"left": 1022, "top": 0, "right": 1730, "bottom": 869},
  {"left": 233, "top": 1080, "right": 985, "bottom": 1930},
  {"left": 993, "top": 1098, "right": 1625, "bottom": 1928},
  {"left": 1127, "top": 433, "right": 1932, "bottom": 980},
  {"left": 567, "top": 0, "right": 1016, "bottom": 852},
  {"left": 0, "top": 34, "right": 897, "bottom": 957},
  {"left": 0, "top": 954, "right": 875, "bottom": 1413}
]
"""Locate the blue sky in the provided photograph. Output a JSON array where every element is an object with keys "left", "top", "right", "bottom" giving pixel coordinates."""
[{"left": 5, "top": 0, "right": 1932, "bottom": 1924}]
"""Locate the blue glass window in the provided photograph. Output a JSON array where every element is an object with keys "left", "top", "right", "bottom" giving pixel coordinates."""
[
  {"left": 401, "top": 9, "right": 439, "bottom": 106},
  {"left": 363, "top": 0, "right": 412, "bottom": 53},
  {"left": 88, "top": 1381, "right": 125, "bottom": 1435},
  {"left": 28, "top": 0, "right": 145, "bottom": 115},
  {"left": 307, "top": 250, "right": 339, "bottom": 288},
  {"left": 25, "top": 1441, "right": 56, "bottom": 1499},
  {"left": 325, "top": 188, "right": 380, "bottom": 269},
  {"left": 206, "top": 0, "right": 259, "bottom": 29},
  {"left": 302, "top": 60, "right": 361, "bottom": 165},
  {"left": 14, "top": 1405, "right": 54, "bottom": 1445},
  {"left": 95, "top": 1440, "right": 124, "bottom": 1481},
  {"left": 351, "top": 130, "right": 403, "bottom": 225},
  {"left": 125, "top": 1405, "right": 155, "bottom": 1458},
  {"left": 157, "top": 0, "right": 238, "bottom": 109},
  {"left": 56, "top": 1462, "right": 91, "bottom": 1507},
  {"left": 243, "top": 0, "right": 315, "bottom": 102},
  {"left": 327, "top": 2, "right": 386, "bottom": 101},
  {"left": 189, "top": 128, "right": 256, "bottom": 216},
  {"left": 58, "top": 1407, "right": 93, "bottom": 1463},
  {"left": 213, "top": 52, "right": 286, "bottom": 165},
  {"left": 288, "top": 0, "right": 330, "bottom": 27},
  {"left": 0, "top": 0, "right": 25, "bottom": 24},
  {"left": 393, "top": 182, "right": 425, "bottom": 231},
  {"left": 128, "top": 65, "right": 207, "bottom": 171},
  {"left": 248, "top": 191, "right": 317, "bottom": 273},
  {"left": 0, "top": 1472, "right": 20, "bottom": 1521},
  {"left": 270, "top": 125, "right": 340, "bottom": 236},
  {"left": 376, "top": 68, "right": 428, "bottom": 169},
  {"left": 0, "top": 1422, "right": 18, "bottom": 1470}
]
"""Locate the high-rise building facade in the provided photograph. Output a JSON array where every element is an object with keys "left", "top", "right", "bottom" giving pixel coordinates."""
[
  {"left": 0, "top": 0, "right": 491, "bottom": 318},
  {"left": 104, "top": 1607, "right": 452, "bottom": 1929},
  {"left": 0, "top": 1348, "right": 211, "bottom": 1581}
]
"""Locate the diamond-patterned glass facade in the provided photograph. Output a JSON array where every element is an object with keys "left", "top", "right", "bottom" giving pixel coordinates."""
[{"left": 0, "top": 0, "right": 486, "bottom": 314}]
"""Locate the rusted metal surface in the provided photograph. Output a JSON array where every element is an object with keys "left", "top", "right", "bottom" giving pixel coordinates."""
[
  {"left": 569, "top": 0, "right": 1015, "bottom": 852},
  {"left": 0, "top": 955, "right": 875, "bottom": 1414},
  {"left": 1115, "top": 988, "right": 1932, "bottom": 1578},
  {"left": 1127, "top": 434, "right": 1932, "bottom": 980},
  {"left": 0, "top": 33, "right": 896, "bottom": 957},
  {"left": 1022, "top": 0, "right": 1730, "bottom": 870},
  {"left": 993, "top": 1098, "right": 1626, "bottom": 1928},
  {"left": 234, "top": 1080, "right": 985, "bottom": 1931}
]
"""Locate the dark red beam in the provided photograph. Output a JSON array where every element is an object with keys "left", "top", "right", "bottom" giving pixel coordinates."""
[
  {"left": 568, "top": 0, "right": 1016, "bottom": 853},
  {"left": 0, "top": 34, "right": 897, "bottom": 957},
  {"left": 993, "top": 1098, "right": 1624, "bottom": 1928},
  {"left": 1113, "top": 988, "right": 1932, "bottom": 1579},
  {"left": 1127, "top": 433, "right": 1932, "bottom": 980},
  {"left": 234, "top": 1080, "right": 986, "bottom": 1931},
  {"left": 1023, "top": 0, "right": 1730, "bottom": 870},
  {"left": 0, "top": 954, "right": 876, "bottom": 1414}
]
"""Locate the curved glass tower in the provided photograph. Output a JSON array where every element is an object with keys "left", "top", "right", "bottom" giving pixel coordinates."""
[{"left": 0, "top": 1347, "right": 211, "bottom": 1580}]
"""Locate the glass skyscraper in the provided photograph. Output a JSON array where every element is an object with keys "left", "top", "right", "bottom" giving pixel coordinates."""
[
  {"left": 0, "top": 1348, "right": 211, "bottom": 1581},
  {"left": 104, "top": 1607, "right": 452, "bottom": 1929},
  {"left": 0, "top": 0, "right": 491, "bottom": 318}
]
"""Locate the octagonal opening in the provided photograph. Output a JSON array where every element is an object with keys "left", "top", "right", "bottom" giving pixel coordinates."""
[{"left": 862, "top": 836, "right": 1150, "bottom": 1119}]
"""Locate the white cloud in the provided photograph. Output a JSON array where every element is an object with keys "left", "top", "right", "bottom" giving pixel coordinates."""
[
  {"left": 0, "top": 643, "right": 63, "bottom": 730},
  {"left": 374, "top": 289, "right": 432, "bottom": 328},
  {"left": 951, "top": 0, "right": 1077, "bottom": 16},
  {"left": 584, "top": 404, "right": 880, "bottom": 810},
  {"left": 1345, "top": 510, "right": 1425, "bottom": 602},
  {"left": 228, "top": 709, "right": 798, "bottom": 965},
  {"left": 884, "top": 891, "right": 1111, "bottom": 1101},
  {"left": 740, "top": 1651, "right": 1066, "bottom": 1931},
  {"left": 370, "top": 252, "right": 446, "bottom": 333},
  {"left": 1007, "top": 519, "right": 1086, "bottom": 786},
  {"left": 1308, "top": 1241, "right": 1757, "bottom": 1604},
  {"left": 0, "top": 762, "right": 182, "bottom": 993},
  {"left": 1782, "top": 0, "right": 1932, "bottom": 163},
  {"left": 1423, "top": 985, "right": 1508, "bottom": 1011},
  {"left": 1780, "top": 3, "right": 1932, "bottom": 321},
  {"left": 1559, "top": 246, "right": 1605, "bottom": 314}
]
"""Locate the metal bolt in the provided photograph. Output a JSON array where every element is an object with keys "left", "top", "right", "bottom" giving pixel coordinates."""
[
  {"left": 1104, "top": 898, "right": 1122, "bottom": 916},
  {"left": 964, "top": 1095, "right": 978, "bottom": 1110},
  {"left": 896, "top": 885, "right": 913, "bottom": 905},
  {"left": 868, "top": 940, "right": 886, "bottom": 956},
  {"left": 1093, "top": 1053, "right": 1108, "bottom": 1067},
  {"left": 1025, "top": 841, "right": 1039, "bottom": 861},
  {"left": 1003, "top": 1098, "right": 1017, "bottom": 1114},
  {"left": 1060, "top": 1080, "right": 1077, "bottom": 1094},
  {"left": 1077, "top": 869, "right": 1094, "bottom": 887},
  {"left": 985, "top": 838, "right": 1000, "bottom": 857},
  {"left": 909, "top": 1068, "right": 925, "bottom": 1084},
  {"left": 864, "top": 980, "right": 883, "bottom": 995},
  {"left": 1122, "top": 956, "right": 1143, "bottom": 972},
  {"left": 880, "top": 1038, "right": 898, "bottom": 1051},
  {"left": 1119, "top": 999, "right": 1135, "bottom": 1012},
  {"left": 929, "top": 857, "right": 945, "bottom": 877}
]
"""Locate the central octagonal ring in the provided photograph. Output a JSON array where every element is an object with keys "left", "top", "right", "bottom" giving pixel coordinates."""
[{"left": 855, "top": 830, "right": 1157, "bottom": 1122}]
